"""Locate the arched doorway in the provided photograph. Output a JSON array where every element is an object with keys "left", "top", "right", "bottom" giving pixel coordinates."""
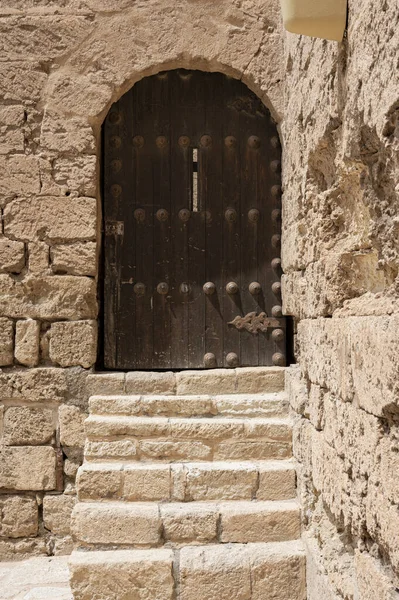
[{"left": 102, "top": 69, "right": 284, "bottom": 370}]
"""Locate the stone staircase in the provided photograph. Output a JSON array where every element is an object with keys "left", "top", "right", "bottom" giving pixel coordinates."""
[{"left": 69, "top": 368, "right": 305, "bottom": 600}]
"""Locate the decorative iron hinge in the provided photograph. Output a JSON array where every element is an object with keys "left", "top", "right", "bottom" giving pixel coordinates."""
[{"left": 228, "top": 312, "right": 280, "bottom": 334}]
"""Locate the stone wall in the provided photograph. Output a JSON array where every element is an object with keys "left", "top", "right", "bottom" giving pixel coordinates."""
[
  {"left": 0, "top": 0, "right": 284, "bottom": 559},
  {"left": 282, "top": 0, "right": 399, "bottom": 597}
]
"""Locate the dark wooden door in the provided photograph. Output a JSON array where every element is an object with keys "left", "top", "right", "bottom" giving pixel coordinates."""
[{"left": 103, "top": 70, "right": 285, "bottom": 370}]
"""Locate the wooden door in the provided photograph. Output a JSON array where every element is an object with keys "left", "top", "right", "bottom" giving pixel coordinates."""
[{"left": 103, "top": 70, "right": 285, "bottom": 370}]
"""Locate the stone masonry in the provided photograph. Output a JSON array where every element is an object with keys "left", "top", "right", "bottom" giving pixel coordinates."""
[
  {"left": 69, "top": 367, "right": 306, "bottom": 599},
  {"left": 0, "top": 0, "right": 398, "bottom": 599}
]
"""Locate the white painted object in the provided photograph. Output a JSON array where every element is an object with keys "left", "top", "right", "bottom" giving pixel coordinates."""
[{"left": 281, "top": 0, "right": 347, "bottom": 41}]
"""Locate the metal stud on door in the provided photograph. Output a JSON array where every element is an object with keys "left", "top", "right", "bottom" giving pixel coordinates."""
[{"left": 103, "top": 70, "right": 285, "bottom": 369}]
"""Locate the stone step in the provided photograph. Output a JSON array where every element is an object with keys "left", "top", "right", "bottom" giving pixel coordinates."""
[
  {"left": 72, "top": 500, "right": 301, "bottom": 547},
  {"left": 76, "top": 460, "right": 296, "bottom": 502},
  {"left": 86, "top": 366, "right": 285, "bottom": 397},
  {"left": 69, "top": 540, "right": 306, "bottom": 600},
  {"left": 84, "top": 416, "right": 292, "bottom": 462},
  {"left": 89, "top": 392, "right": 288, "bottom": 418}
]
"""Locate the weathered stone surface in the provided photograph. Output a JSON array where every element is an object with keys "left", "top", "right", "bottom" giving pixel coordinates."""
[
  {"left": 40, "top": 113, "right": 95, "bottom": 155},
  {"left": 0, "top": 238, "right": 25, "bottom": 273},
  {"left": 0, "top": 446, "right": 57, "bottom": 491},
  {"left": 139, "top": 439, "right": 212, "bottom": 461},
  {"left": 50, "top": 321, "right": 97, "bottom": 368},
  {"left": 72, "top": 502, "right": 161, "bottom": 546},
  {"left": 69, "top": 548, "right": 174, "bottom": 600},
  {"left": 0, "top": 495, "right": 38, "bottom": 538},
  {"left": 85, "top": 439, "right": 137, "bottom": 460},
  {"left": 257, "top": 462, "right": 297, "bottom": 501},
  {"left": 43, "top": 494, "right": 76, "bottom": 535},
  {"left": 125, "top": 371, "right": 176, "bottom": 395},
  {"left": 0, "top": 367, "right": 67, "bottom": 402},
  {"left": 86, "top": 372, "right": 125, "bottom": 396},
  {"left": 15, "top": 319, "right": 40, "bottom": 367},
  {"left": 0, "top": 275, "right": 97, "bottom": 319},
  {"left": 161, "top": 503, "right": 218, "bottom": 543},
  {"left": 355, "top": 550, "right": 399, "bottom": 600},
  {"left": 235, "top": 367, "right": 285, "bottom": 394},
  {"left": 76, "top": 464, "right": 123, "bottom": 501},
  {"left": 0, "top": 156, "right": 40, "bottom": 202},
  {"left": 0, "top": 316, "right": 13, "bottom": 365},
  {"left": 184, "top": 463, "right": 257, "bottom": 501},
  {"left": 3, "top": 196, "right": 96, "bottom": 242},
  {"left": 123, "top": 464, "right": 171, "bottom": 501},
  {"left": 59, "top": 405, "right": 86, "bottom": 448},
  {"left": 51, "top": 242, "right": 97, "bottom": 276},
  {"left": 28, "top": 242, "right": 50, "bottom": 275},
  {"left": 176, "top": 369, "right": 236, "bottom": 395},
  {"left": 3, "top": 407, "right": 55, "bottom": 445}
]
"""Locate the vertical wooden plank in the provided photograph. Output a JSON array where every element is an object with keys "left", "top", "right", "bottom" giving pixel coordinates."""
[
  {"left": 202, "top": 73, "right": 224, "bottom": 367},
  {"left": 152, "top": 73, "right": 172, "bottom": 368},
  {"left": 221, "top": 76, "right": 242, "bottom": 368}
]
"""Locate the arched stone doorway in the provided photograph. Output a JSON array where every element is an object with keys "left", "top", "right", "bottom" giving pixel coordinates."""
[{"left": 102, "top": 69, "right": 284, "bottom": 370}]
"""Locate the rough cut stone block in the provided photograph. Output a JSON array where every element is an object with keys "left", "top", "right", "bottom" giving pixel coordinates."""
[
  {"left": 69, "top": 548, "right": 174, "bottom": 600},
  {"left": 0, "top": 238, "right": 25, "bottom": 273},
  {"left": 40, "top": 114, "right": 95, "bottom": 154},
  {"left": 0, "top": 367, "right": 67, "bottom": 403},
  {"left": 3, "top": 406, "right": 55, "bottom": 445},
  {"left": 43, "top": 494, "right": 77, "bottom": 535},
  {"left": 51, "top": 242, "right": 97, "bottom": 276},
  {"left": 140, "top": 394, "right": 214, "bottom": 416},
  {"left": 179, "top": 545, "right": 251, "bottom": 600},
  {"left": 85, "top": 439, "right": 137, "bottom": 460},
  {"left": 215, "top": 439, "right": 292, "bottom": 461},
  {"left": 86, "top": 372, "right": 125, "bottom": 396},
  {"left": 0, "top": 317, "right": 13, "bottom": 365},
  {"left": 123, "top": 464, "right": 171, "bottom": 501},
  {"left": 0, "top": 155, "right": 40, "bottom": 202},
  {"left": 14, "top": 319, "right": 40, "bottom": 367},
  {"left": 257, "top": 462, "right": 297, "bottom": 501},
  {"left": 0, "top": 62, "right": 47, "bottom": 104},
  {"left": 235, "top": 367, "right": 285, "bottom": 393},
  {"left": 0, "top": 446, "right": 57, "bottom": 491},
  {"left": 125, "top": 371, "right": 176, "bottom": 395},
  {"left": 72, "top": 502, "right": 161, "bottom": 546},
  {"left": 184, "top": 463, "right": 257, "bottom": 501},
  {"left": 0, "top": 495, "right": 38, "bottom": 538},
  {"left": 28, "top": 241, "right": 49, "bottom": 275},
  {"left": 139, "top": 439, "right": 212, "bottom": 461},
  {"left": 59, "top": 405, "right": 86, "bottom": 448},
  {"left": 176, "top": 369, "right": 236, "bottom": 395},
  {"left": 214, "top": 393, "right": 287, "bottom": 417},
  {"left": 0, "top": 274, "right": 97, "bottom": 320},
  {"left": 50, "top": 320, "right": 97, "bottom": 368},
  {"left": 3, "top": 196, "right": 96, "bottom": 242},
  {"left": 161, "top": 503, "right": 218, "bottom": 543},
  {"left": 354, "top": 550, "right": 398, "bottom": 600},
  {"left": 220, "top": 500, "right": 301, "bottom": 543},
  {"left": 76, "top": 464, "right": 123, "bottom": 501}
]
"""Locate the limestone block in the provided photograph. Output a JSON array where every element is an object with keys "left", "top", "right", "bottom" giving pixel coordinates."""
[
  {"left": 249, "top": 542, "right": 307, "bottom": 600},
  {"left": 0, "top": 155, "right": 40, "bottom": 203},
  {"left": 40, "top": 114, "right": 95, "bottom": 154},
  {"left": 51, "top": 242, "right": 97, "bottom": 276},
  {"left": 0, "top": 317, "right": 13, "bottom": 365},
  {"left": 161, "top": 503, "right": 218, "bottom": 543},
  {"left": 28, "top": 242, "right": 49, "bottom": 275},
  {"left": 0, "top": 274, "right": 97, "bottom": 320},
  {"left": 0, "top": 16, "right": 93, "bottom": 61},
  {"left": 58, "top": 405, "right": 86, "bottom": 448},
  {"left": 0, "top": 495, "right": 38, "bottom": 538},
  {"left": 0, "top": 62, "right": 45, "bottom": 103},
  {"left": 69, "top": 548, "right": 174, "bottom": 600},
  {"left": 179, "top": 545, "right": 251, "bottom": 600},
  {"left": 85, "top": 415, "right": 170, "bottom": 438},
  {"left": 0, "top": 105, "right": 25, "bottom": 126},
  {"left": 50, "top": 320, "right": 97, "bottom": 368},
  {"left": 215, "top": 439, "right": 292, "bottom": 460},
  {"left": 3, "top": 196, "right": 96, "bottom": 242},
  {"left": 72, "top": 502, "right": 161, "bottom": 546},
  {"left": 220, "top": 500, "right": 300, "bottom": 543},
  {"left": 257, "top": 462, "right": 297, "bottom": 501},
  {"left": 140, "top": 394, "right": 214, "bottom": 416},
  {"left": 0, "top": 106, "right": 25, "bottom": 155},
  {"left": 85, "top": 440, "right": 137, "bottom": 460},
  {"left": 0, "top": 367, "right": 67, "bottom": 403},
  {"left": 184, "top": 463, "right": 257, "bottom": 501},
  {"left": 235, "top": 367, "right": 285, "bottom": 393},
  {"left": 125, "top": 371, "right": 176, "bottom": 395},
  {"left": 51, "top": 156, "right": 96, "bottom": 197},
  {"left": 43, "top": 494, "right": 76, "bottom": 535},
  {"left": 176, "top": 369, "right": 236, "bottom": 395},
  {"left": 0, "top": 537, "right": 47, "bottom": 561},
  {"left": 15, "top": 319, "right": 40, "bottom": 367},
  {"left": 0, "top": 446, "right": 57, "bottom": 491},
  {"left": 123, "top": 464, "right": 171, "bottom": 501},
  {"left": 86, "top": 372, "right": 125, "bottom": 396},
  {"left": 0, "top": 238, "right": 25, "bottom": 273},
  {"left": 3, "top": 407, "right": 55, "bottom": 445},
  {"left": 139, "top": 439, "right": 212, "bottom": 461},
  {"left": 214, "top": 393, "right": 287, "bottom": 417},
  {"left": 76, "top": 464, "right": 123, "bottom": 501},
  {"left": 380, "top": 438, "right": 399, "bottom": 505}
]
